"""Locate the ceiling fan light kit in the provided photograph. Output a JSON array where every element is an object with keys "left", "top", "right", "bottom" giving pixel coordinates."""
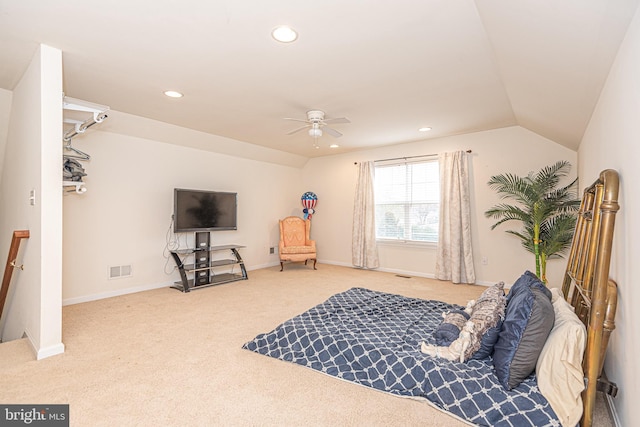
[{"left": 308, "top": 127, "right": 322, "bottom": 137}]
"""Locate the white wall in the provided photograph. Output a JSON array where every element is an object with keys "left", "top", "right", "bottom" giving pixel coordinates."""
[
  {"left": 62, "top": 126, "right": 304, "bottom": 303},
  {"left": 302, "top": 126, "right": 577, "bottom": 287},
  {"left": 62, "top": 122, "right": 579, "bottom": 303},
  {"left": 0, "top": 45, "right": 64, "bottom": 359},
  {"left": 578, "top": 6, "right": 640, "bottom": 426},
  {"left": 0, "top": 88, "right": 12, "bottom": 181}
]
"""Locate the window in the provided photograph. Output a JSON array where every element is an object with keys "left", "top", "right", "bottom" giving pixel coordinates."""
[{"left": 374, "top": 159, "right": 440, "bottom": 243}]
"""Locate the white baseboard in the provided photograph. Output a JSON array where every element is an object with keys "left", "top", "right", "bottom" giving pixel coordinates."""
[
  {"left": 61, "top": 261, "right": 491, "bottom": 307},
  {"left": 318, "top": 260, "right": 494, "bottom": 286},
  {"left": 63, "top": 280, "right": 173, "bottom": 306},
  {"left": 606, "top": 394, "right": 621, "bottom": 427},
  {"left": 36, "top": 342, "right": 65, "bottom": 360},
  {"left": 62, "top": 263, "right": 285, "bottom": 306},
  {"left": 23, "top": 329, "right": 37, "bottom": 357},
  {"left": 316, "top": 259, "right": 351, "bottom": 268},
  {"left": 23, "top": 328, "right": 65, "bottom": 360},
  {"left": 247, "top": 261, "right": 281, "bottom": 270}
]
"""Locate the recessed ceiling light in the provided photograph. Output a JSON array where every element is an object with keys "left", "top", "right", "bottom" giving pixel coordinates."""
[
  {"left": 164, "top": 90, "right": 183, "bottom": 98},
  {"left": 272, "top": 25, "right": 298, "bottom": 43},
  {"left": 419, "top": 127, "right": 432, "bottom": 132},
  {"left": 329, "top": 144, "right": 339, "bottom": 148}
]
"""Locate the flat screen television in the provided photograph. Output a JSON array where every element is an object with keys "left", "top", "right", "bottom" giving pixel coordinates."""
[{"left": 173, "top": 188, "right": 237, "bottom": 232}]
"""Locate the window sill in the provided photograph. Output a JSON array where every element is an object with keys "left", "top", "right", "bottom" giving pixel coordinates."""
[{"left": 376, "top": 239, "right": 437, "bottom": 249}]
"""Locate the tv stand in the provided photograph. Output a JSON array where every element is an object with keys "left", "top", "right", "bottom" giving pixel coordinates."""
[{"left": 170, "top": 244, "right": 247, "bottom": 292}]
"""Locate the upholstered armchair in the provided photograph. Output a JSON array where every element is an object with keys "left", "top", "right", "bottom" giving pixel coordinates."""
[{"left": 279, "top": 216, "right": 317, "bottom": 271}]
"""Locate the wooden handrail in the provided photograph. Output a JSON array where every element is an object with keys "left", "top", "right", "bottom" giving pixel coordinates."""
[{"left": 0, "top": 230, "right": 30, "bottom": 320}]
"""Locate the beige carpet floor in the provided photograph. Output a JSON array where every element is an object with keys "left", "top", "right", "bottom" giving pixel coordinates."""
[{"left": 0, "top": 264, "right": 614, "bottom": 426}]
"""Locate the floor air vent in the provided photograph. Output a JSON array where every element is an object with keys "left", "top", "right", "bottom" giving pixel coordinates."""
[{"left": 395, "top": 274, "right": 412, "bottom": 279}]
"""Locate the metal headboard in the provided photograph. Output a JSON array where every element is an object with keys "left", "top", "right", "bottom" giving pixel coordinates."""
[{"left": 561, "top": 169, "right": 619, "bottom": 427}]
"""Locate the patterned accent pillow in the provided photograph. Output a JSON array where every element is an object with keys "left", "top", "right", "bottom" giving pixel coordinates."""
[{"left": 464, "top": 282, "right": 506, "bottom": 361}]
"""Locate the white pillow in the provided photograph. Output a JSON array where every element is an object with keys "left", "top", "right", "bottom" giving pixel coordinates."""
[{"left": 536, "top": 288, "right": 587, "bottom": 427}]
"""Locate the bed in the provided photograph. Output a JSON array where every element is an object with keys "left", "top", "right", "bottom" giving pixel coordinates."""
[{"left": 243, "top": 169, "right": 620, "bottom": 427}]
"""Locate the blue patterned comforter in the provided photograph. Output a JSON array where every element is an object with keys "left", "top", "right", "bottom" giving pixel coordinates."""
[{"left": 242, "top": 287, "right": 560, "bottom": 426}]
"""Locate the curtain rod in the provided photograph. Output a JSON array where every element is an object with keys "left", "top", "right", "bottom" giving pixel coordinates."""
[{"left": 354, "top": 150, "right": 472, "bottom": 165}]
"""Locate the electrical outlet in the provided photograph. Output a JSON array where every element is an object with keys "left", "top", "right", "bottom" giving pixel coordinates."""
[
  {"left": 269, "top": 247, "right": 275, "bottom": 255},
  {"left": 482, "top": 257, "right": 488, "bottom": 265}
]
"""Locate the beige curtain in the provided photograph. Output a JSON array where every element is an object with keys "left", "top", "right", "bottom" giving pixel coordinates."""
[
  {"left": 352, "top": 161, "right": 379, "bottom": 269},
  {"left": 436, "top": 151, "right": 476, "bottom": 284}
]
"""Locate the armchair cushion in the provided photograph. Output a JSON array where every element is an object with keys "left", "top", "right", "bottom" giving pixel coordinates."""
[{"left": 280, "top": 244, "right": 316, "bottom": 255}]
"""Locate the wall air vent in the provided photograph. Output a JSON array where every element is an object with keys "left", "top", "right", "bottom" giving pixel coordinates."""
[{"left": 109, "top": 265, "right": 132, "bottom": 279}]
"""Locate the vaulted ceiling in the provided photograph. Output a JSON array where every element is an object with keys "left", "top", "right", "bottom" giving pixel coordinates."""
[{"left": 0, "top": 0, "right": 637, "bottom": 158}]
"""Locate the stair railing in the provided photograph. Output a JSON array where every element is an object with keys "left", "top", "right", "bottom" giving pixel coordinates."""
[{"left": 0, "top": 230, "right": 30, "bottom": 320}]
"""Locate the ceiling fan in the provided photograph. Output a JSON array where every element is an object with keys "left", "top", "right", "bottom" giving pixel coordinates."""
[{"left": 284, "top": 110, "right": 351, "bottom": 139}]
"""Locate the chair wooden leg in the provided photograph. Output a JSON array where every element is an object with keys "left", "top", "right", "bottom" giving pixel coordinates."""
[{"left": 280, "top": 259, "right": 316, "bottom": 271}]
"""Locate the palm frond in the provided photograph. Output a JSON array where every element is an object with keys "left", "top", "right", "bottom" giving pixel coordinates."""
[
  {"left": 487, "top": 173, "right": 535, "bottom": 205},
  {"left": 505, "top": 230, "right": 535, "bottom": 252},
  {"left": 485, "top": 204, "right": 530, "bottom": 230},
  {"left": 486, "top": 161, "right": 580, "bottom": 281},
  {"left": 534, "top": 160, "right": 572, "bottom": 193},
  {"left": 539, "top": 213, "right": 577, "bottom": 259}
]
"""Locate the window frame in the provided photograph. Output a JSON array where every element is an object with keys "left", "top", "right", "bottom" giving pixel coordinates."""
[{"left": 373, "top": 157, "right": 440, "bottom": 245}]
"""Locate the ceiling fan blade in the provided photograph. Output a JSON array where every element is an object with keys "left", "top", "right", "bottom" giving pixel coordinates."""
[
  {"left": 323, "top": 126, "right": 343, "bottom": 138},
  {"left": 286, "top": 125, "right": 310, "bottom": 135},
  {"left": 323, "top": 117, "right": 350, "bottom": 124},
  {"left": 283, "top": 117, "right": 310, "bottom": 124}
]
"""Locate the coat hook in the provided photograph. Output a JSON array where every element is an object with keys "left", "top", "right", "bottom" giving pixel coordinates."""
[{"left": 10, "top": 260, "right": 24, "bottom": 270}]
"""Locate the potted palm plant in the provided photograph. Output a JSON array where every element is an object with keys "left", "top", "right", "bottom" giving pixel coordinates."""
[{"left": 485, "top": 160, "right": 581, "bottom": 283}]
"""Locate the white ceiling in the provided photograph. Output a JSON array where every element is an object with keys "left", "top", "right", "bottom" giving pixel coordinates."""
[{"left": 0, "top": 0, "right": 638, "bottom": 159}]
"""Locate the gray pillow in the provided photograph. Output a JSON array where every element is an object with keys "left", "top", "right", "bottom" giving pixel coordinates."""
[{"left": 505, "top": 287, "right": 555, "bottom": 388}]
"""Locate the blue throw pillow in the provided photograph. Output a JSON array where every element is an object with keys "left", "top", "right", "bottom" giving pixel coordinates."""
[
  {"left": 433, "top": 309, "right": 470, "bottom": 346},
  {"left": 493, "top": 271, "right": 555, "bottom": 390},
  {"left": 471, "top": 318, "right": 503, "bottom": 360}
]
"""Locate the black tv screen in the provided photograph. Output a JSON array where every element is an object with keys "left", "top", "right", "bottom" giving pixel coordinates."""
[{"left": 173, "top": 189, "right": 237, "bottom": 232}]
